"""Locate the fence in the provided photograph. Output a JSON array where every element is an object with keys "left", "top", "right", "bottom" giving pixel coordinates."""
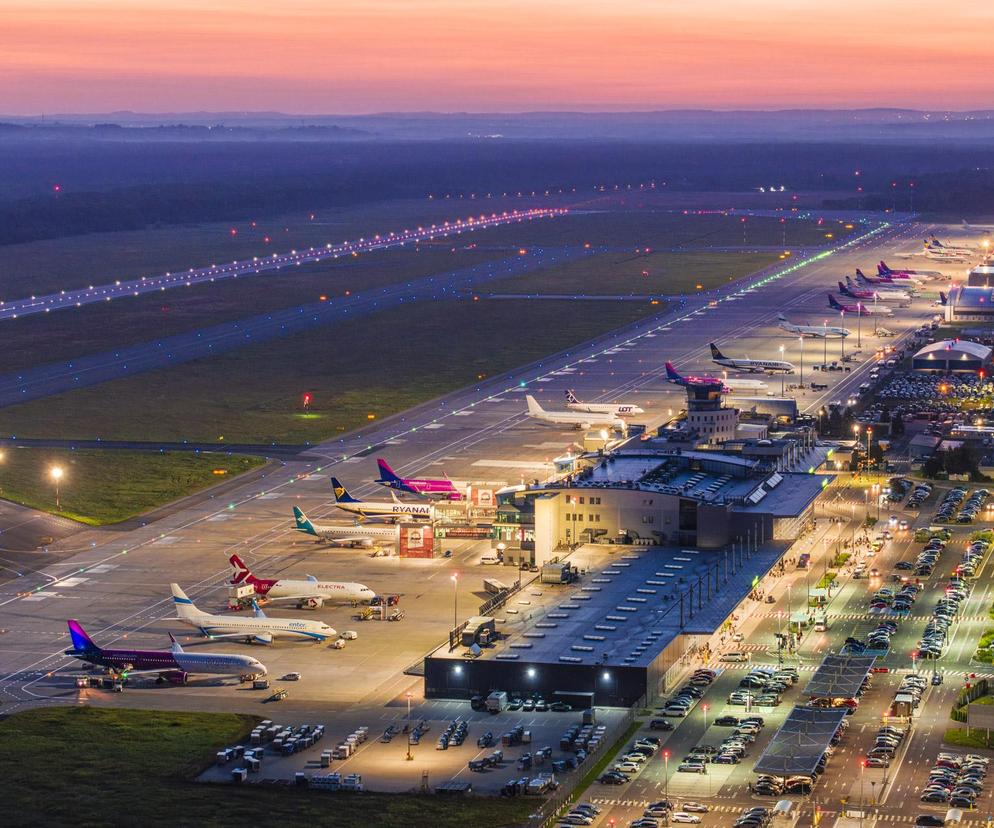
[{"left": 478, "top": 579, "right": 523, "bottom": 616}]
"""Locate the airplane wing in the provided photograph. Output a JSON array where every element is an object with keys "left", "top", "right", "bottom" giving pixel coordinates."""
[
  {"left": 326, "top": 535, "right": 374, "bottom": 544},
  {"left": 206, "top": 632, "right": 274, "bottom": 644}
]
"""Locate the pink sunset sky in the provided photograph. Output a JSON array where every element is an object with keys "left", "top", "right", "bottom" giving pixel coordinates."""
[{"left": 2, "top": 0, "right": 992, "bottom": 114}]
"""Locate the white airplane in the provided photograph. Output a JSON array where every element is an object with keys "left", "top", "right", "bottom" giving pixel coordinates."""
[
  {"left": 229, "top": 554, "right": 375, "bottom": 608},
  {"left": 776, "top": 313, "right": 850, "bottom": 339},
  {"left": 330, "top": 478, "right": 434, "bottom": 522},
  {"left": 171, "top": 584, "right": 336, "bottom": 644},
  {"left": 565, "top": 389, "right": 644, "bottom": 417},
  {"left": 962, "top": 219, "right": 994, "bottom": 233},
  {"left": 525, "top": 395, "right": 625, "bottom": 431},
  {"left": 722, "top": 375, "right": 770, "bottom": 392},
  {"left": 293, "top": 506, "right": 399, "bottom": 547},
  {"left": 708, "top": 343, "right": 794, "bottom": 374},
  {"left": 923, "top": 238, "right": 971, "bottom": 261}
]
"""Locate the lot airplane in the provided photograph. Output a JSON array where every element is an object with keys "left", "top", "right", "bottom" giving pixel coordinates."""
[
  {"left": 664, "top": 362, "right": 768, "bottom": 392},
  {"left": 525, "top": 395, "right": 625, "bottom": 431},
  {"left": 293, "top": 506, "right": 399, "bottom": 547},
  {"left": 827, "top": 294, "right": 893, "bottom": 316},
  {"left": 840, "top": 279, "right": 910, "bottom": 305},
  {"left": 375, "top": 458, "right": 461, "bottom": 500},
  {"left": 923, "top": 237, "right": 971, "bottom": 261},
  {"left": 564, "top": 389, "right": 644, "bottom": 417},
  {"left": 878, "top": 261, "right": 941, "bottom": 279},
  {"left": 64, "top": 620, "right": 267, "bottom": 682},
  {"left": 331, "top": 477, "right": 434, "bottom": 521},
  {"left": 229, "top": 554, "right": 375, "bottom": 608},
  {"left": 708, "top": 343, "right": 794, "bottom": 374},
  {"left": 963, "top": 219, "right": 994, "bottom": 232},
  {"left": 171, "top": 583, "right": 336, "bottom": 643},
  {"left": 776, "top": 313, "right": 850, "bottom": 339}
]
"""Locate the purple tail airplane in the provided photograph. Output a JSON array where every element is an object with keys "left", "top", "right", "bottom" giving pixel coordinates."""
[{"left": 375, "top": 458, "right": 462, "bottom": 500}]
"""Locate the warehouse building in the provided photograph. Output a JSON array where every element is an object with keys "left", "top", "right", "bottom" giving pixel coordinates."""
[
  {"left": 945, "top": 286, "right": 994, "bottom": 322},
  {"left": 912, "top": 339, "right": 991, "bottom": 372}
]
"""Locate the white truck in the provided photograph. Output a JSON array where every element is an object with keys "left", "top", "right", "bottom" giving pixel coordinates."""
[{"left": 486, "top": 690, "right": 509, "bottom": 714}]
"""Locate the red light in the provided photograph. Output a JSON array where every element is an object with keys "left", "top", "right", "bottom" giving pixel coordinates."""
[
  {"left": 53, "top": 184, "right": 62, "bottom": 193},
  {"left": 303, "top": 393, "right": 312, "bottom": 407},
  {"left": 230, "top": 228, "right": 237, "bottom": 236}
]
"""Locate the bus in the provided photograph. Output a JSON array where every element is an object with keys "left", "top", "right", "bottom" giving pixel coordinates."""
[{"left": 797, "top": 553, "right": 811, "bottom": 569}]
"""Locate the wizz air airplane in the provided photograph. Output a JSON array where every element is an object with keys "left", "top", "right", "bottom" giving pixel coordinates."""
[
  {"left": 840, "top": 279, "right": 910, "bottom": 306},
  {"left": 293, "top": 506, "right": 400, "bottom": 547},
  {"left": 878, "top": 261, "right": 941, "bottom": 279},
  {"left": 525, "top": 395, "right": 625, "bottom": 431},
  {"left": 827, "top": 294, "right": 892, "bottom": 316},
  {"left": 375, "top": 458, "right": 461, "bottom": 500},
  {"left": 171, "top": 583, "right": 336, "bottom": 644},
  {"left": 664, "top": 362, "right": 768, "bottom": 392},
  {"left": 331, "top": 477, "right": 434, "bottom": 521},
  {"left": 708, "top": 343, "right": 794, "bottom": 374},
  {"left": 64, "top": 620, "right": 267, "bottom": 682},
  {"left": 229, "top": 554, "right": 375, "bottom": 608},
  {"left": 776, "top": 313, "right": 850, "bottom": 339},
  {"left": 937, "top": 291, "right": 949, "bottom": 307},
  {"left": 564, "top": 389, "right": 644, "bottom": 417}
]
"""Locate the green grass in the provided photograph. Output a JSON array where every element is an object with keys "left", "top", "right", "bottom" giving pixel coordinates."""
[
  {"left": 487, "top": 250, "right": 783, "bottom": 296},
  {"left": 0, "top": 298, "right": 662, "bottom": 445},
  {"left": 816, "top": 572, "right": 837, "bottom": 590},
  {"left": 945, "top": 727, "right": 994, "bottom": 750},
  {"left": 0, "top": 448, "right": 265, "bottom": 525},
  {"left": 0, "top": 245, "right": 501, "bottom": 375},
  {"left": 830, "top": 552, "right": 851, "bottom": 567},
  {"left": 569, "top": 720, "right": 641, "bottom": 803},
  {"left": 0, "top": 707, "right": 533, "bottom": 828}
]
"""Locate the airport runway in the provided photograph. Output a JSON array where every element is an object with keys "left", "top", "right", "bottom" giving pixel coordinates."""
[
  {"left": 0, "top": 217, "right": 958, "bottom": 742},
  {"left": 0, "top": 207, "right": 565, "bottom": 321}
]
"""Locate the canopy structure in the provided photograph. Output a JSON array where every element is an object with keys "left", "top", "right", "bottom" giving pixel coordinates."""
[
  {"left": 753, "top": 706, "right": 848, "bottom": 777},
  {"left": 803, "top": 653, "right": 876, "bottom": 699}
]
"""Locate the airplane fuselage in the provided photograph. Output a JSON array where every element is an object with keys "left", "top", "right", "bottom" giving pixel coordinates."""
[
  {"left": 65, "top": 646, "right": 263, "bottom": 677},
  {"left": 712, "top": 357, "right": 794, "bottom": 374},
  {"left": 332, "top": 500, "right": 434, "bottom": 521}
]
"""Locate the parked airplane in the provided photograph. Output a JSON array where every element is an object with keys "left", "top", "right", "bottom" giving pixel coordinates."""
[
  {"left": 375, "top": 458, "right": 461, "bottom": 500},
  {"left": 229, "top": 554, "right": 375, "bottom": 608},
  {"left": 776, "top": 313, "right": 850, "bottom": 339},
  {"left": 171, "top": 583, "right": 336, "bottom": 644},
  {"left": 923, "top": 237, "right": 971, "bottom": 261},
  {"left": 708, "top": 343, "right": 794, "bottom": 374},
  {"left": 525, "top": 395, "right": 625, "bottom": 431},
  {"left": 331, "top": 477, "right": 434, "bottom": 522},
  {"left": 64, "top": 620, "right": 267, "bottom": 683},
  {"left": 840, "top": 279, "right": 910, "bottom": 305},
  {"left": 664, "top": 362, "right": 768, "bottom": 392},
  {"left": 827, "top": 294, "right": 893, "bottom": 316},
  {"left": 878, "top": 261, "right": 941, "bottom": 278},
  {"left": 963, "top": 219, "right": 994, "bottom": 232},
  {"left": 565, "top": 389, "right": 644, "bottom": 417},
  {"left": 861, "top": 266, "right": 924, "bottom": 286},
  {"left": 293, "top": 506, "right": 399, "bottom": 547},
  {"left": 937, "top": 291, "right": 949, "bottom": 307}
]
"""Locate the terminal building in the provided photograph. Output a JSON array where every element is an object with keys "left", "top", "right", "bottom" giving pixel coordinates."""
[
  {"left": 424, "top": 385, "right": 832, "bottom": 707},
  {"left": 945, "top": 285, "right": 994, "bottom": 323}
]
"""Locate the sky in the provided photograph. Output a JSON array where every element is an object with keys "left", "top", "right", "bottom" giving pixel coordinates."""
[{"left": 2, "top": 0, "right": 994, "bottom": 115}]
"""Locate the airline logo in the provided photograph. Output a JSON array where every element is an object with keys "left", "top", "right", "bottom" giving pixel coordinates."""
[{"left": 333, "top": 485, "right": 347, "bottom": 499}]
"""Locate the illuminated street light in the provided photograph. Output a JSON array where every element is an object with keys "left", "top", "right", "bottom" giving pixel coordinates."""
[{"left": 50, "top": 466, "right": 65, "bottom": 509}]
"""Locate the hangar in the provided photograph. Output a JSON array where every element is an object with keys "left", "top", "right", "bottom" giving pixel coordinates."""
[
  {"left": 946, "top": 286, "right": 994, "bottom": 323},
  {"left": 912, "top": 339, "right": 991, "bottom": 372}
]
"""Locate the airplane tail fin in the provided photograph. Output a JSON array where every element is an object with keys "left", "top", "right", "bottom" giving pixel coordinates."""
[
  {"left": 940, "top": 291, "right": 948, "bottom": 306},
  {"left": 67, "top": 620, "right": 99, "bottom": 653},
  {"left": 776, "top": 313, "right": 788, "bottom": 322},
  {"left": 170, "top": 584, "right": 204, "bottom": 621},
  {"left": 292, "top": 506, "right": 317, "bottom": 537},
  {"left": 664, "top": 361, "right": 683, "bottom": 383},
  {"left": 228, "top": 554, "right": 257, "bottom": 586},
  {"left": 709, "top": 343, "right": 725, "bottom": 361},
  {"left": 565, "top": 389, "right": 579, "bottom": 404},
  {"left": 827, "top": 294, "right": 843, "bottom": 310},
  {"left": 330, "top": 477, "right": 359, "bottom": 503},
  {"left": 251, "top": 599, "right": 267, "bottom": 619},
  {"left": 168, "top": 632, "right": 183, "bottom": 654},
  {"left": 375, "top": 458, "right": 400, "bottom": 483},
  {"left": 525, "top": 395, "right": 544, "bottom": 415},
  {"left": 838, "top": 281, "right": 850, "bottom": 296},
  {"left": 878, "top": 261, "right": 890, "bottom": 274},
  {"left": 856, "top": 268, "right": 868, "bottom": 279}
]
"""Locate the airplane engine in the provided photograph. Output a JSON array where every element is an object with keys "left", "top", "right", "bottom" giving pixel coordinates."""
[
  {"left": 165, "top": 671, "right": 189, "bottom": 685},
  {"left": 303, "top": 597, "right": 324, "bottom": 610}
]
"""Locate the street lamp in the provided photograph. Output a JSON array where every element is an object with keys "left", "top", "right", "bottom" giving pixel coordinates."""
[
  {"left": 840, "top": 310, "right": 846, "bottom": 361},
  {"left": 798, "top": 336, "right": 804, "bottom": 388},
  {"left": 779, "top": 345, "right": 786, "bottom": 396},
  {"left": 860, "top": 759, "right": 866, "bottom": 828},
  {"left": 450, "top": 573, "right": 459, "bottom": 630},
  {"left": 405, "top": 690, "right": 414, "bottom": 760},
  {"left": 50, "top": 466, "right": 64, "bottom": 509},
  {"left": 663, "top": 750, "right": 670, "bottom": 803}
]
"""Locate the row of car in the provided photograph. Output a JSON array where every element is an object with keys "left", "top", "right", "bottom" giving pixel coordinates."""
[
  {"left": 659, "top": 668, "right": 716, "bottom": 718},
  {"left": 917, "top": 575, "right": 970, "bottom": 659},
  {"left": 869, "top": 581, "right": 922, "bottom": 614},
  {"left": 599, "top": 735, "right": 664, "bottom": 784},
  {"left": 705, "top": 715, "right": 765, "bottom": 767},
  {"left": 910, "top": 536, "right": 946, "bottom": 578},
  {"left": 956, "top": 538, "right": 989, "bottom": 579},
  {"left": 436, "top": 719, "right": 468, "bottom": 750},
  {"left": 733, "top": 806, "right": 774, "bottom": 828},
  {"left": 627, "top": 800, "right": 708, "bottom": 828},
  {"left": 920, "top": 752, "right": 990, "bottom": 807},
  {"left": 845, "top": 621, "right": 899, "bottom": 657},
  {"left": 865, "top": 722, "right": 907, "bottom": 764},
  {"left": 554, "top": 801, "right": 601, "bottom": 826},
  {"left": 905, "top": 481, "right": 933, "bottom": 509}
]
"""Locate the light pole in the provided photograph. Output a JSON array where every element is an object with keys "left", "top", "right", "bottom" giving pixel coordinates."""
[
  {"left": 823, "top": 320, "right": 828, "bottom": 366},
  {"left": 798, "top": 336, "right": 804, "bottom": 388},
  {"left": 50, "top": 466, "right": 64, "bottom": 509},
  {"left": 856, "top": 302, "right": 862, "bottom": 348},
  {"left": 860, "top": 759, "right": 866, "bottom": 828},
  {"left": 779, "top": 345, "right": 786, "bottom": 396},
  {"left": 853, "top": 424, "right": 861, "bottom": 472},
  {"left": 405, "top": 690, "right": 414, "bottom": 760},
  {"left": 663, "top": 750, "right": 670, "bottom": 804},
  {"left": 840, "top": 311, "right": 846, "bottom": 361},
  {"left": 450, "top": 573, "right": 459, "bottom": 630}
]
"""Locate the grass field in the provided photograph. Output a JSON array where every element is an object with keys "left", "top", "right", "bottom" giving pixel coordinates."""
[
  {"left": 0, "top": 297, "right": 662, "bottom": 445},
  {"left": 0, "top": 707, "right": 533, "bottom": 828},
  {"left": 0, "top": 448, "right": 265, "bottom": 524},
  {"left": 487, "top": 250, "right": 783, "bottom": 296},
  {"left": 0, "top": 244, "right": 503, "bottom": 374}
]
